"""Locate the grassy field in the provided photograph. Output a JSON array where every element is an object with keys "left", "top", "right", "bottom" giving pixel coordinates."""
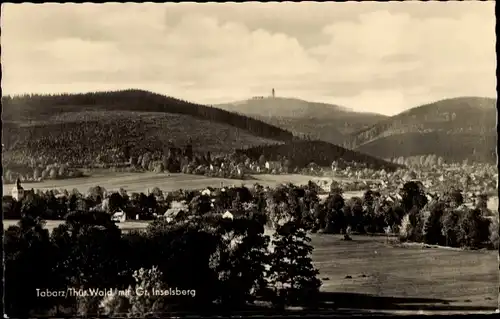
[
  {"left": 311, "top": 234, "right": 498, "bottom": 312},
  {"left": 3, "top": 172, "right": 346, "bottom": 196},
  {"left": 4, "top": 171, "right": 496, "bottom": 210}
]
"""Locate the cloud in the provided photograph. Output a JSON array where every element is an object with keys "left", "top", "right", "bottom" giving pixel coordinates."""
[{"left": 1, "top": 2, "right": 495, "bottom": 115}]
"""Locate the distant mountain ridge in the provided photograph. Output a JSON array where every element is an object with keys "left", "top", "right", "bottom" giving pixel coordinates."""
[
  {"left": 216, "top": 96, "right": 387, "bottom": 144},
  {"left": 348, "top": 97, "right": 497, "bottom": 164}
]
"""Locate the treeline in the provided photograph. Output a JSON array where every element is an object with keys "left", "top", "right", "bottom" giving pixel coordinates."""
[
  {"left": 5, "top": 187, "right": 323, "bottom": 317},
  {"left": 5, "top": 179, "right": 496, "bottom": 252},
  {"left": 2, "top": 90, "right": 295, "bottom": 141},
  {"left": 238, "top": 140, "right": 402, "bottom": 172},
  {"left": 3, "top": 163, "right": 85, "bottom": 184},
  {"left": 388, "top": 154, "right": 447, "bottom": 167}
]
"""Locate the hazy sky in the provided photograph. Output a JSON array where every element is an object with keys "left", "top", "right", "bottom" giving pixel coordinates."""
[{"left": 1, "top": 2, "right": 496, "bottom": 115}]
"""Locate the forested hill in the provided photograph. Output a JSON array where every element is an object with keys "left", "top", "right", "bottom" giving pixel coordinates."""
[
  {"left": 2, "top": 90, "right": 294, "bottom": 142},
  {"left": 216, "top": 97, "right": 387, "bottom": 145},
  {"left": 346, "top": 97, "right": 497, "bottom": 163}
]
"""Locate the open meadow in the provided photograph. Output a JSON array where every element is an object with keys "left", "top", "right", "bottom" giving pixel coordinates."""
[
  {"left": 311, "top": 234, "right": 498, "bottom": 312},
  {"left": 3, "top": 172, "right": 353, "bottom": 196}
]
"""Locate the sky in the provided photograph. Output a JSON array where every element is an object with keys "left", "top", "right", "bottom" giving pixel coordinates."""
[{"left": 1, "top": 2, "right": 496, "bottom": 115}]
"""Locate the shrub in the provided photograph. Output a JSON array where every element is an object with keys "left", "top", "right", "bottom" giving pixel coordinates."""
[
  {"left": 457, "top": 209, "right": 486, "bottom": 249},
  {"left": 398, "top": 214, "right": 412, "bottom": 242},
  {"left": 398, "top": 208, "right": 425, "bottom": 242}
]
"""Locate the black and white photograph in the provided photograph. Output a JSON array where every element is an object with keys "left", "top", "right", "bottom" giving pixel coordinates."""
[{"left": 1, "top": 1, "right": 498, "bottom": 317}]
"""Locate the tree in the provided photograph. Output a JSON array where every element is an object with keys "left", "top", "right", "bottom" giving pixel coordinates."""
[
  {"left": 323, "top": 191, "right": 345, "bottom": 234},
  {"left": 437, "top": 156, "right": 444, "bottom": 166},
  {"left": 400, "top": 181, "right": 428, "bottom": 213},
  {"left": 457, "top": 208, "right": 488, "bottom": 249},
  {"left": 267, "top": 221, "right": 321, "bottom": 308},
  {"left": 58, "top": 164, "right": 68, "bottom": 177},
  {"left": 346, "top": 197, "right": 364, "bottom": 233},
  {"left": 5, "top": 217, "right": 57, "bottom": 317},
  {"left": 33, "top": 167, "right": 42, "bottom": 180},
  {"left": 475, "top": 194, "right": 488, "bottom": 211},
  {"left": 488, "top": 215, "right": 499, "bottom": 249},
  {"left": 441, "top": 210, "right": 461, "bottom": 247},
  {"left": 423, "top": 202, "right": 446, "bottom": 245},
  {"left": 87, "top": 186, "right": 106, "bottom": 205},
  {"left": 108, "top": 192, "right": 124, "bottom": 213},
  {"left": 215, "top": 216, "right": 270, "bottom": 308},
  {"left": 20, "top": 192, "right": 48, "bottom": 219},
  {"left": 130, "top": 156, "right": 138, "bottom": 167},
  {"left": 123, "top": 145, "right": 131, "bottom": 161},
  {"left": 141, "top": 153, "right": 151, "bottom": 170},
  {"left": 49, "top": 167, "right": 58, "bottom": 179},
  {"left": 41, "top": 169, "right": 49, "bottom": 180},
  {"left": 258, "top": 154, "right": 266, "bottom": 166},
  {"left": 3, "top": 195, "right": 21, "bottom": 219},
  {"left": 50, "top": 210, "right": 128, "bottom": 311},
  {"left": 100, "top": 266, "right": 168, "bottom": 317},
  {"left": 444, "top": 188, "right": 464, "bottom": 208}
]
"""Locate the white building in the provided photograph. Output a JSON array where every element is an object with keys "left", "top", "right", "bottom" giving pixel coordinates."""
[{"left": 112, "top": 210, "right": 126, "bottom": 222}]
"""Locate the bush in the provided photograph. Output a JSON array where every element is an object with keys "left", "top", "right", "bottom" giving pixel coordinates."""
[
  {"left": 457, "top": 209, "right": 486, "bottom": 249},
  {"left": 398, "top": 208, "right": 424, "bottom": 242},
  {"left": 398, "top": 214, "right": 412, "bottom": 242}
]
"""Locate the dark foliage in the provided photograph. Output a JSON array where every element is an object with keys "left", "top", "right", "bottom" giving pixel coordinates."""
[
  {"left": 348, "top": 97, "right": 496, "bottom": 164},
  {"left": 2, "top": 90, "right": 293, "bottom": 140},
  {"left": 238, "top": 140, "right": 401, "bottom": 172}
]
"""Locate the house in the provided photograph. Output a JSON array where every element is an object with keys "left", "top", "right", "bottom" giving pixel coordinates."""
[
  {"left": 164, "top": 207, "right": 185, "bottom": 223},
  {"left": 112, "top": 210, "right": 126, "bottom": 223},
  {"left": 11, "top": 178, "right": 24, "bottom": 201},
  {"left": 222, "top": 211, "right": 234, "bottom": 220}
]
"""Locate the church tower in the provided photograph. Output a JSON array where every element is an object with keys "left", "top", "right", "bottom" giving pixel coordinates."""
[
  {"left": 271, "top": 88, "right": 275, "bottom": 98},
  {"left": 12, "top": 178, "right": 24, "bottom": 201}
]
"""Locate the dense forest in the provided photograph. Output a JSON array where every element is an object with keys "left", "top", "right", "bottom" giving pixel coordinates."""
[
  {"left": 2, "top": 90, "right": 295, "bottom": 141},
  {"left": 346, "top": 97, "right": 496, "bottom": 164},
  {"left": 237, "top": 140, "right": 402, "bottom": 171},
  {"left": 357, "top": 132, "right": 497, "bottom": 164},
  {"left": 2, "top": 112, "right": 281, "bottom": 168}
]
